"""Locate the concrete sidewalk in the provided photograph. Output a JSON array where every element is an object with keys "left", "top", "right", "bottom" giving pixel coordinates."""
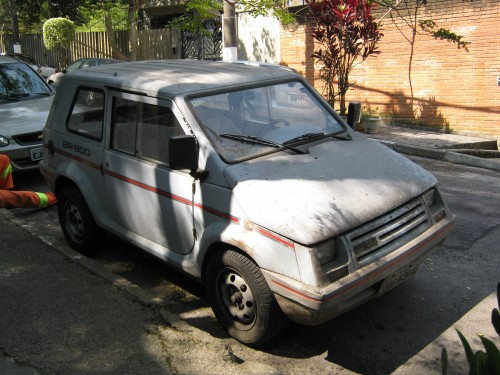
[
  {"left": 367, "top": 125, "right": 500, "bottom": 172},
  {"left": 393, "top": 291, "right": 500, "bottom": 374}
]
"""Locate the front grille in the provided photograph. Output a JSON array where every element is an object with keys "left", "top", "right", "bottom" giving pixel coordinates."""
[
  {"left": 346, "top": 197, "right": 431, "bottom": 266},
  {"left": 12, "top": 131, "right": 43, "bottom": 146},
  {"left": 11, "top": 156, "right": 39, "bottom": 169}
]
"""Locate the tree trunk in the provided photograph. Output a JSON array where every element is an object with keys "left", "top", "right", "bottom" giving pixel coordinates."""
[
  {"left": 127, "top": 0, "right": 138, "bottom": 61},
  {"left": 103, "top": 0, "right": 146, "bottom": 61},
  {"left": 9, "top": 0, "right": 20, "bottom": 49},
  {"left": 104, "top": 12, "right": 128, "bottom": 60}
]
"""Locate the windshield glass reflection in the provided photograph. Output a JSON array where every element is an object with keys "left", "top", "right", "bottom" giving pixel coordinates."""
[
  {"left": 189, "top": 81, "right": 344, "bottom": 162},
  {"left": 0, "top": 62, "right": 52, "bottom": 102}
]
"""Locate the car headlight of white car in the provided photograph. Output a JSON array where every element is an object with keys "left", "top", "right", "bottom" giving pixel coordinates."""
[
  {"left": 315, "top": 239, "right": 349, "bottom": 281},
  {"left": 423, "top": 188, "right": 447, "bottom": 223}
]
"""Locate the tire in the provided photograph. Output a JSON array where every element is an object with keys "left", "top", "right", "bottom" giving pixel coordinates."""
[
  {"left": 58, "top": 187, "right": 103, "bottom": 256},
  {"left": 205, "top": 249, "right": 286, "bottom": 345}
]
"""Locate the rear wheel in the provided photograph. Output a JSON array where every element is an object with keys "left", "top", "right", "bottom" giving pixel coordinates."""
[
  {"left": 58, "top": 186, "right": 103, "bottom": 255},
  {"left": 205, "top": 249, "right": 286, "bottom": 345}
]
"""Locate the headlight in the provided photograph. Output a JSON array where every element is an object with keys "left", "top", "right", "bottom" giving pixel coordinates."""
[
  {"left": 316, "top": 240, "right": 336, "bottom": 265},
  {"left": 0, "top": 135, "right": 9, "bottom": 147},
  {"left": 423, "top": 188, "right": 446, "bottom": 223},
  {"left": 316, "top": 239, "right": 349, "bottom": 282},
  {"left": 423, "top": 189, "right": 435, "bottom": 208}
]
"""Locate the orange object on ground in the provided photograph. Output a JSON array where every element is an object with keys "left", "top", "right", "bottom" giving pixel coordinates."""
[
  {"left": 0, "top": 190, "right": 57, "bottom": 209},
  {"left": 0, "top": 154, "right": 57, "bottom": 209},
  {"left": 0, "top": 154, "right": 14, "bottom": 190}
]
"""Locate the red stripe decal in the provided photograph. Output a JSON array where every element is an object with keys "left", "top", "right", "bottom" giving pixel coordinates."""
[
  {"left": 53, "top": 147, "right": 239, "bottom": 223},
  {"left": 104, "top": 169, "right": 239, "bottom": 223},
  {"left": 55, "top": 148, "right": 102, "bottom": 172},
  {"left": 257, "top": 228, "right": 295, "bottom": 249}
]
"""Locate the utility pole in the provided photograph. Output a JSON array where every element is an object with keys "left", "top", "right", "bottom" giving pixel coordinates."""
[
  {"left": 9, "top": 0, "right": 21, "bottom": 53},
  {"left": 222, "top": 0, "right": 237, "bottom": 61}
]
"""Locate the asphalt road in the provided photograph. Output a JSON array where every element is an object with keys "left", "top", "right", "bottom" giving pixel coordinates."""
[{"left": 5, "top": 155, "right": 500, "bottom": 375}]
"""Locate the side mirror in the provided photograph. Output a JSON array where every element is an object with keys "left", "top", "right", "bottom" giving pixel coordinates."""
[{"left": 169, "top": 135, "right": 198, "bottom": 173}]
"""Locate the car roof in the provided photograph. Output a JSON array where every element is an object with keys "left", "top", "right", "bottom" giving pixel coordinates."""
[
  {"left": 66, "top": 59, "right": 300, "bottom": 97},
  {"left": 70, "top": 57, "right": 121, "bottom": 63},
  {"left": 0, "top": 55, "right": 22, "bottom": 64}
]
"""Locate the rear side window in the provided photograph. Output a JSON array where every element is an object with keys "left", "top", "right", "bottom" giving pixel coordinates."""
[
  {"left": 111, "top": 97, "right": 184, "bottom": 165},
  {"left": 67, "top": 88, "right": 105, "bottom": 141}
]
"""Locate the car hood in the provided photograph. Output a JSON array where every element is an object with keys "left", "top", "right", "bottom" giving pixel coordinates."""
[
  {"left": 0, "top": 96, "right": 54, "bottom": 137},
  {"left": 223, "top": 136, "right": 437, "bottom": 245}
]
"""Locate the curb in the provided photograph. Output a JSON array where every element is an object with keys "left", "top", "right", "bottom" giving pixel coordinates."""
[
  {"left": 374, "top": 139, "right": 500, "bottom": 172},
  {"left": 393, "top": 291, "right": 500, "bottom": 374}
]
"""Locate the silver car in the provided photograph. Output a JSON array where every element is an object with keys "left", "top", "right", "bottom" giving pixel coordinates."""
[
  {"left": 47, "top": 58, "right": 122, "bottom": 88},
  {"left": 0, "top": 55, "right": 55, "bottom": 171},
  {"left": 2, "top": 53, "right": 57, "bottom": 79},
  {"left": 40, "top": 60, "right": 455, "bottom": 345}
]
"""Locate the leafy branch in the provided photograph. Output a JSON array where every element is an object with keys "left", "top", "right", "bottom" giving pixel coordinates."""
[{"left": 419, "top": 20, "right": 470, "bottom": 51}]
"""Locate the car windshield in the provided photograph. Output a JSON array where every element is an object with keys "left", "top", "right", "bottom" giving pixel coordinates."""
[
  {"left": 189, "top": 81, "right": 345, "bottom": 162},
  {"left": 0, "top": 62, "right": 52, "bottom": 103},
  {"left": 66, "top": 60, "right": 84, "bottom": 72}
]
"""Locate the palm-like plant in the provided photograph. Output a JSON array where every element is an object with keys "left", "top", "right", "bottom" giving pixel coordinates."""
[{"left": 306, "top": 0, "right": 383, "bottom": 115}]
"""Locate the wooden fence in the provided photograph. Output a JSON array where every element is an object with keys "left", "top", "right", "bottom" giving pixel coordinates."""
[{"left": 0, "top": 28, "right": 182, "bottom": 68}]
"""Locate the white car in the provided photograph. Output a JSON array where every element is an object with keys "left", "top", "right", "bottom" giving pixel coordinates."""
[
  {"left": 0, "top": 55, "right": 55, "bottom": 171},
  {"left": 40, "top": 60, "right": 455, "bottom": 345}
]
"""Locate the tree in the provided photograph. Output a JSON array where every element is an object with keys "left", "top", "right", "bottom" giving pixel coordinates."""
[
  {"left": 9, "top": 0, "right": 20, "bottom": 47},
  {"left": 375, "top": 0, "right": 470, "bottom": 119},
  {"left": 43, "top": 17, "right": 76, "bottom": 69},
  {"left": 306, "top": 0, "right": 383, "bottom": 115},
  {"left": 0, "top": 0, "right": 96, "bottom": 34},
  {"left": 169, "top": 0, "right": 295, "bottom": 61},
  {"left": 92, "top": 0, "right": 148, "bottom": 61},
  {"left": 0, "top": 0, "right": 46, "bottom": 36},
  {"left": 47, "top": 0, "right": 87, "bottom": 24}
]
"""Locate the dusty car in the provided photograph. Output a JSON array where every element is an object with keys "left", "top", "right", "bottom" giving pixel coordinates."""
[
  {"left": 46, "top": 57, "right": 121, "bottom": 88},
  {"left": 40, "top": 60, "right": 455, "bottom": 345},
  {"left": 2, "top": 52, "right": 57, "bottom": 78},
  {"left": 0, "top": 55, "right": 54, "bottom": 171}
]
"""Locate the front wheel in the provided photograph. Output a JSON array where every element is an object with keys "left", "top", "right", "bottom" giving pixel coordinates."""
[
  {"left": 58, "top": 186, "right": 103, "bottom": 256},
  {"left": 205, "top": 249, "right": 286, "bottom": 345}
]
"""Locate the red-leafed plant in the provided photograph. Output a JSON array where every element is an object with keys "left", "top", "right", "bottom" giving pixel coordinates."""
[{"left": 306, "top": 0, "right": 383, "bottom": 115}]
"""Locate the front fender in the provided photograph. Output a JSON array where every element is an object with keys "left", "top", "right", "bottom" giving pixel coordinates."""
[{"left": 196, "top": 220, "right": 301, "bottom": 282}]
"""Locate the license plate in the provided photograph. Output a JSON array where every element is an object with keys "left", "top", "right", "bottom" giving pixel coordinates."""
[
  {"left": 30, "top": 147, "right": 43, "bottom": 161},
  {"left": 378, "top": 261, "right": 421, "bottom": 296}
]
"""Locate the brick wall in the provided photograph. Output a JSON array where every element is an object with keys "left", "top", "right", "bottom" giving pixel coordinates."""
[{"left": 279, "top": 0, "right": 500, "bottom": 137}]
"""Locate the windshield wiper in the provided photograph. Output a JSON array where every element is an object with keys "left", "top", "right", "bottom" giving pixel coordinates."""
[
  {"left": 283, "top": 132, "right": 325, "bottom": 145},
  {"left": 4, "top": 93, "right": 29, "bottom": 101},
  {"left": 26, "top": 92, "right": 51, "bottom": 96},
  {"left": 3, "top": 92, "right": 50, "bottom": 101},
  {"left": 220, "top": 133, "right": 306, "bottom": 154},
  {"left": 284, "top": 131, "right": 352, "bottom": 145},
  {"left": 331, "top": 130, "right": 352, "bottom": 140}
]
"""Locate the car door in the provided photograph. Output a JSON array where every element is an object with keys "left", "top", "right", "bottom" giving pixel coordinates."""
[{"left": 103, "top": 91, "right": 195, "bottom": 255}]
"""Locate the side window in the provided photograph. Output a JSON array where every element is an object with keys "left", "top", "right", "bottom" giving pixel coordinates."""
[
  {"left": 67, "top": 88, "right": 105, "bottom": 141},
  {"left": 111, "top": 97, "right": 137, "bottom": 155},
  {"left": 111, "top": 97, "right": 184, "bottom": 165}
]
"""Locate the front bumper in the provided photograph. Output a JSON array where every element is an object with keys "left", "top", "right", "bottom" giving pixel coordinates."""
[
  {"left": 262, "top": 216, "right": 455, "bottom": 325},
  {"left": 1, "top": 143, "right": 43, "bottom": 172}
]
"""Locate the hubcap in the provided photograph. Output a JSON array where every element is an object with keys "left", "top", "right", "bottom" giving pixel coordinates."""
[
  {"left": 65, "top": 203, "right": 84, "bottom": 243},
  {"left": 220, "top": 271, "right": 256, "bottom": 325}
]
